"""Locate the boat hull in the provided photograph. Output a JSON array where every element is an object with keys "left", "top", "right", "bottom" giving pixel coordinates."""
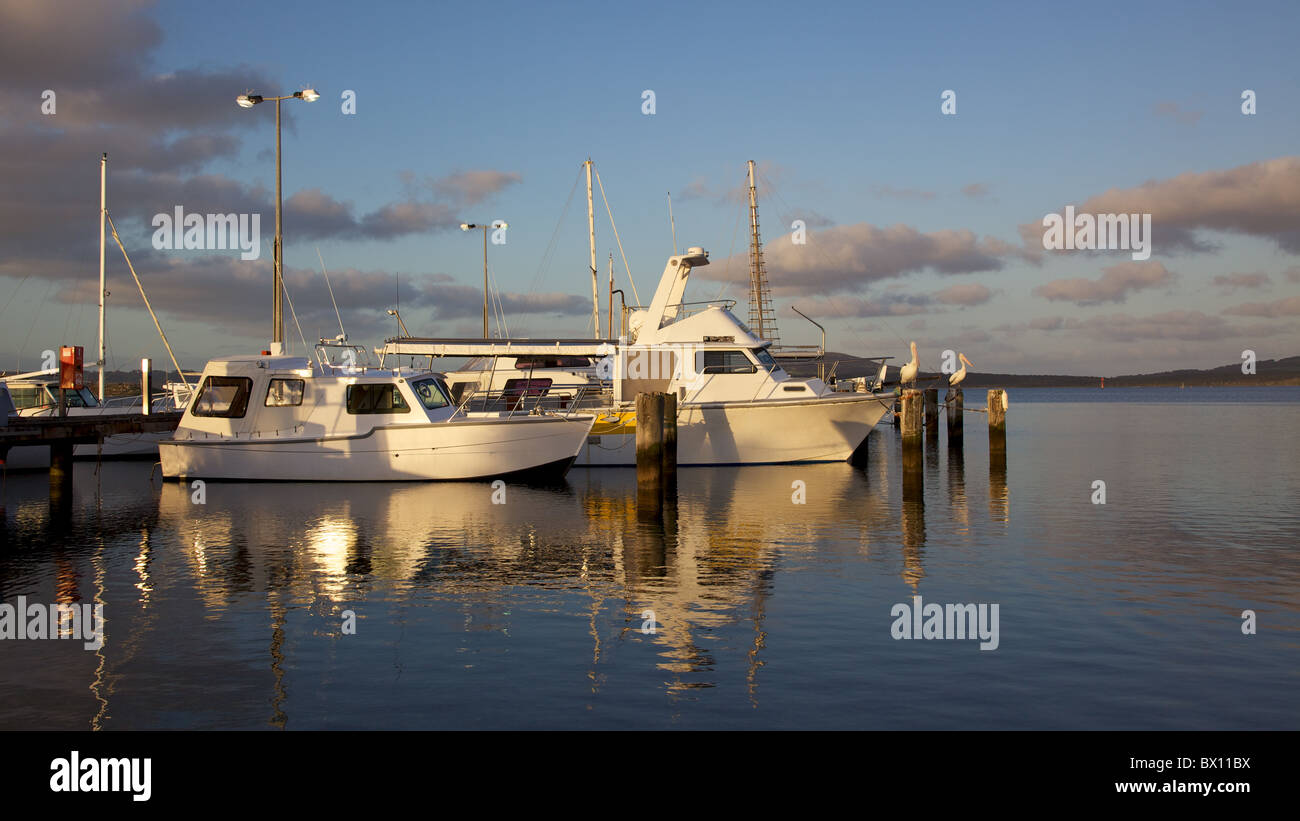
[
  {"left": 159, "top": 415, "right": 594, "bottom": 481},
  {"left": 576, "top": 393, "right": 890, "bottom": 466}
]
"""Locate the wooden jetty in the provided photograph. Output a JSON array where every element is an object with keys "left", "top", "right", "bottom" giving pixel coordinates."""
[{"left": 1, "top": 412, "right": 182, "bottom": 497}]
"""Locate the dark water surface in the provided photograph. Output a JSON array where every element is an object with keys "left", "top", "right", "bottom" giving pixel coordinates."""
[{"left": 2, "top": 387, "right": 1297, "bottom": 729}]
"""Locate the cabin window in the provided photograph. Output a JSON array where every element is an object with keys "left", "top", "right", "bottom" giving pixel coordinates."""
[
  {"left": 265, "top": 378, "right": 305, "bottom": 407},
  {"left": 410, "top": 378, "right": 451, "bottom": 410},
  {"left": 7, "top": 385, "right": 45, "bottom": 410},
  {"left": 346, "top": 383, "right": 410, "bottom": 414},
  {"left": 753, "top": 347, "right": 780, "bottom": 372},
  {"left": 191, "top": 376, "right": 253, "bottom": 418},
  {"left": 698, "top": 350, "right": 756, "bottom": 375}
]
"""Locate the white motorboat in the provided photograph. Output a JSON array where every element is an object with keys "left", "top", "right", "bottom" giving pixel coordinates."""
[
  {"left": 382, "top": 248, "right": 892, "bottom": 466},
  {"left": 159, "top": 347, "right": 594, "bottom": 482}
]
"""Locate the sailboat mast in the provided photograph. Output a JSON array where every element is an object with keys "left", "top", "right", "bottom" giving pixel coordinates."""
[
  {"left": 98, "top": 152, "right": 107, "bottom": 400},
  {"left": 746, "top": 160, "right": 779, "bottom": 347},
  {"left": 668, "top": 191, "right": 678, "bottom": 255},
  {"left": 585, "top": 159, "right": 599, "bottom": 338},
  {"left": 607, "top": 252, "right": 614, "bottom": 340}
]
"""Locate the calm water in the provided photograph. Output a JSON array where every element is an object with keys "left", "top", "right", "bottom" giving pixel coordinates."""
[{"left": 1, "top": 387, "right": 1297, "bottom": 729}]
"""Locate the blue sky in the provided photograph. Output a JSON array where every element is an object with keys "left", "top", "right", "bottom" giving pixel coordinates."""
[{"left": 2, "top": 0, "right": 1298, "bottom": 376}]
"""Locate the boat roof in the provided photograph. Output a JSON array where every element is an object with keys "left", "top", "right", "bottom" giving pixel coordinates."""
[
  {"left": 202, "top": 355, "right": 312, "bottom": 373},
  {"left": 381, "top": 338, "right": 619, "bottom": 358}
]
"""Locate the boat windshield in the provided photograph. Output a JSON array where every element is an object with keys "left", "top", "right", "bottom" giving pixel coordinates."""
[
  {"left": 410, "top": 377, "right": 451, "bottom": 410},
  {"left": 752, "top": 347, "right": 780, "bottom": 373},
  {"left": 5, "top": 383, "right": 98, "bottom": 409}
]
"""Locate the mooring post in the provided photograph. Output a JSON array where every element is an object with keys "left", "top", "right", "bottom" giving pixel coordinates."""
[
  {"left": 901, "top": 389, "right": 923, "bottom": 443},
  {"left": 141, "top": 357, "right": 152, "bottom": 415},
  {"left": 662, "top": 391, "right": 677, "bottom": 482},
  {"left": 49, "top": 440, "right": 74, "bottom": 506},
  {"left": 636, "top": 392, "right": 664, "bottom": 519},
  {"left": 987, "top": 389, "right": 1007, "bottom": 443},
  {"left": 988, "top": 389, "right": 1008, "bottom": 519},
  {"left": 924, "top": 388, "right": 938, "bottom": 436},
  {"left": 988, "top": 388, "right": 1007, "bottom": 474},
  {"left": 947, "top": 388, "right": 963, "bottom": 448},
  {"left": 901, "top": 387, "right": 924, "bottom": 489}
]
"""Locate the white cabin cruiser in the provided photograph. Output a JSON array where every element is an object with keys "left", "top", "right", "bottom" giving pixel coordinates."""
[
  {"left": 382, "top": 248, "right": 892, "bottom": 466},
  {"left": 158, "top": 348, "right": 594, "bottom": 482}
]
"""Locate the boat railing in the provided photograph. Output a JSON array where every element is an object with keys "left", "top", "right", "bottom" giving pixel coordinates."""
[
  {"left": 626, "top": 299, "right": 739, "bottom": 321},
  {"left": 453, "top": 380, "right": 611, "bottom": 419}
]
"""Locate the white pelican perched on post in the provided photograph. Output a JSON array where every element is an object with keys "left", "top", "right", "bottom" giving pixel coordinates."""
[
  {"left": 949, "top": 353, "right": 974, "bottom": 387},
  {"left": 899, "top": 341, "right": 919, "bottom": 388}
]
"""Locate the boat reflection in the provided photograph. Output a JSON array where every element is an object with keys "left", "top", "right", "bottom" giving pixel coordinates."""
[
  {"left": 146, "top": 446, "right": 915, "bottom": 717},
  {"left": 0, "top": 433, "right": 936, "bottom": 725}
]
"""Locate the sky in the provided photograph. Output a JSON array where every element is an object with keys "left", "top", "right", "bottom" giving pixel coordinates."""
[{"left": 1, "top": 0, "right": 1298, "bottom": 376}]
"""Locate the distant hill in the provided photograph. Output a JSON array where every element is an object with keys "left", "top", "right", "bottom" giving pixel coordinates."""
[
  {"left": 9, "top": 355, "right": 1298, "bottom": 398},
  {"left": 785, "top": 354, "right": 1300, "bottom": 388}
]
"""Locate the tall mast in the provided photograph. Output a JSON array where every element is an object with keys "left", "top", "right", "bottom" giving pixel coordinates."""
[
  {"left": 585, "top": 159, "right": 599, "bottom": 338},
  {"left": 747, "top": 160, "right": 779, "bottom": 347},
  {"left": 607, "top": 252, "right": 614, "bottom": 340},
  {"left": 98, "top": 152, "right": 107, "bottom": 400},
  {"left": 668, "top": 191, "right": 678, "bottom": 255}
]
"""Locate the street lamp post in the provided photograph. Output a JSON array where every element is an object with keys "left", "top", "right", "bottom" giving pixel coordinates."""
[
  {"left": 236, "top": 88, "right": 320, "bottom": 353},
  {"left": 460, "top": 221, "right": 507, "bottom": 338}
]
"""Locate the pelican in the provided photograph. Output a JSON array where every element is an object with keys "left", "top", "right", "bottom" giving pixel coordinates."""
[
  {"left": 899, "top": 341, "right": 919, "bottom": 388},
  {"left": 949, "top": 353, "right": 974, "bottom": 387}
]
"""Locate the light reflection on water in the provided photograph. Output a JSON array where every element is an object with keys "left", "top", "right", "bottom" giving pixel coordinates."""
[{"left": 0, "top": 388, "right": 1297, "bottom": 729}]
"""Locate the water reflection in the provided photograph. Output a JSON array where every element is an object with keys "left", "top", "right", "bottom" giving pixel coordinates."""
[
  {"left": 2, "top": 394, "right": 1296, "bottom": 729},
  {"left": 947, "top": 444, "right": 969, "bottom": 532},
  {"left": 901, "top": 436, "right": 926, "bottom": 590},
  {"left": 989, "top": 429, "right": 1009, "bottom": 523}
]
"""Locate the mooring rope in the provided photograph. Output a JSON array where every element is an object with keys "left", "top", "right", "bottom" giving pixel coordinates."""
[{"left": 105, "top": 211, "right": 190, "bottom": 391}]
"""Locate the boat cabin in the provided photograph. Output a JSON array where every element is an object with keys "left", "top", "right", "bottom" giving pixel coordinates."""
[{"left": 174, "top": 355, "right": 459, "bottom": 441}]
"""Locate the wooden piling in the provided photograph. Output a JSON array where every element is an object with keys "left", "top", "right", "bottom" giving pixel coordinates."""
[
  {"left": 924, "top": 388, "right": 938, "bottom": 435},
  {"left": 49, "top": 440, "right": 74, "bottom": 506},
  {"left": 900, "top": 389, "right": 923, "bottom": 444},
  {"left": 987, "top": 389, "right": 1006, "bottom": 434},
  {"left": 900, "top": 388, "right": 924, "bottom": 501},
  {"left": 661, "top": 391, "right": 677, "bottom": 481},
  {"left": 141, "top": 357, "right": 152, "bottom": 415},
  {"left": 636, "top": 392, "right": 664, "bottom": 519},
  {"left": 987, "top": 389, "right": 1007, "bottom": 488},
  {"left": 946, "top": 388, "right": 963, "bottom": 448},
  {"left": 988, "top": 388, "right": 1007, "bottom": 450},
  {"left": 988, "top": 390, "right": 1008, "bottom": 520}
]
